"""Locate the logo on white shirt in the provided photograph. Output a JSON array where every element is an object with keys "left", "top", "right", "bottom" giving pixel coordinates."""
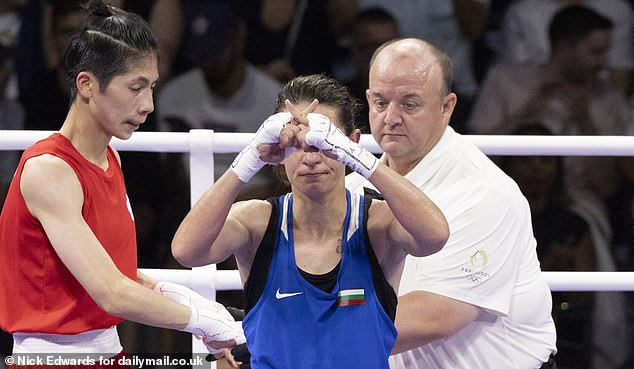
[
  {"left": 461, "top": 249, "right": 490, "bottom": 284},
  {"left": 275, "top": 288, "right": 303, "bottom": 299}
]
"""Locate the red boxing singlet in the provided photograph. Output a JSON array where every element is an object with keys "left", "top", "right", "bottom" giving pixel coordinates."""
[{"left": 0, "top": 133, "right": 137, "bottom": 334}]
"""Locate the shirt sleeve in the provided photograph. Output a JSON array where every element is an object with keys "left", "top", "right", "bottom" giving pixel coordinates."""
[{"left": 398, "top": 181, "right": 529, "bottom": 316}]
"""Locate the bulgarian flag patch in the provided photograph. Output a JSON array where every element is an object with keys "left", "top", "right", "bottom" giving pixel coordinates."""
[{"left": 337, "top": 289, "right": 365, "bottom": 306}]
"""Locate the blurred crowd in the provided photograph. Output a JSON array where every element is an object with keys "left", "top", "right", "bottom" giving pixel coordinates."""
[{"left": 0, "top": 1, "right": 633, "bottom": 368}]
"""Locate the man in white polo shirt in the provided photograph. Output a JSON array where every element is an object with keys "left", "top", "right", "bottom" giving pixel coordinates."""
[{"left": 346, "top": 38, "right": 557, "bottom": 369}]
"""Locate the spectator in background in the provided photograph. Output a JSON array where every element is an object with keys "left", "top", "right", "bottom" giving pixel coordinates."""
[
  {"left": 341, "top": 7, "right": 400, "bottom": 133},
  {"left": 502, "top": 123, "right": 597, "bottom": 369},
  {"left": 499, "top": 0, "right": 633, "bottom": 96},
  {"left": 357, "top": 0, "right": 490, "bottom": 133},
  {"left": 468, "top": 4, "right": 626, "bottom": 221},
  {"left": 157, "top": 0, "right": 281, "bottom": 198},
  {"left": 236, "top": 0, "right": 339, "bottom": 82},
  {"left": 468, "top": 5, "right": 626, "bottom": 135}
]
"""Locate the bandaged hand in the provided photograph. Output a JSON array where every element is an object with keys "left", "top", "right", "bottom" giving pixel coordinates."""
[
  {"left": 188, "top": 301, "right": 246, "bottom": 356},
  {"left": 154, "top": 282, "right": 246, "bottom": 356},
  {"left": 305, "top": 113, "right": 379, "bottom": 178},
  {"left": 230, "top": 112, "right": 292, "bottom": 183}
]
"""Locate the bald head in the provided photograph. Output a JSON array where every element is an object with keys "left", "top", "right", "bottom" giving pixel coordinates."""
[
  {"left": 370, "top": 38, "right": 453, "bottom": 97},
  {"left": 364, "top": 38, "right": 457, "bottom": 173}
]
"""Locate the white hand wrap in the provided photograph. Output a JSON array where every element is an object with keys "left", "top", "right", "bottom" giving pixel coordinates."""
[
  {"left": 154, "top": 282, "right": 246, "bottom": 355},
  {"left": 186, "top": 301, "right": 246, "bottom": 355},
  {"left": 230, "top": 112, "right": 292, "bottom": 183},
  {"left": 305, "top": 113, "right": 379, "bottom": 178}
]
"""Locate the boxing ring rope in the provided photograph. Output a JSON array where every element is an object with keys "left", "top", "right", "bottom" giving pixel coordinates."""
[{"left": 3, "top": 129, "right": 634, "bottom": 359}]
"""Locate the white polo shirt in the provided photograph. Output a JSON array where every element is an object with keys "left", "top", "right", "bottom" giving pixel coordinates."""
[{"left": 346, "top": 126, "right": 557, "bottom": 369}]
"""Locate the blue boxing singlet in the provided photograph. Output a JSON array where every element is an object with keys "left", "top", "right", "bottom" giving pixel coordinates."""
[{"left": 242, "top": 190, "right": 397, "bottom": 369}]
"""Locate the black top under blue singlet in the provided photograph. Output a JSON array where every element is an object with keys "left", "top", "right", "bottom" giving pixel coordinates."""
[{"left": 242, "top": 190, "right": 397, "bottom": 369}]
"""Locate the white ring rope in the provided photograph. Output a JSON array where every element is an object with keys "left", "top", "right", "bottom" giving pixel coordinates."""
[
  {"left": 4, "top": 130, "right": 634, "bottom": 155},
  {"left": 136, "top": 268, "right": 634, "bottom": 292},
  {"left": 2, "top": 130, "right": 634, "bottom": 293}
]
